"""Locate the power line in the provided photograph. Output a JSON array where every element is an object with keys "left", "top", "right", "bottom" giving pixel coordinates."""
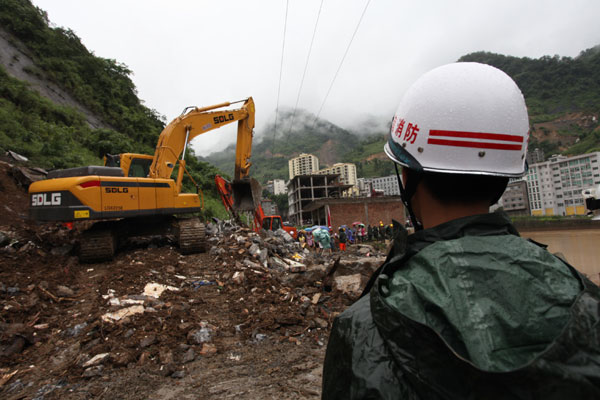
[
  {"left": 287, "top": 0, "right": 324, "bottom": 137},
  {"left": 312, "top": 0, "right": 371, "bottom": 129},
  {"left": 273, "top": 0, "right": 290, "bottom": 153}
]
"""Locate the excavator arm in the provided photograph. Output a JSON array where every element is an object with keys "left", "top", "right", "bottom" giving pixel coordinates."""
[{"left": 149, "top": 97, "right": 256, "bottom": 182}]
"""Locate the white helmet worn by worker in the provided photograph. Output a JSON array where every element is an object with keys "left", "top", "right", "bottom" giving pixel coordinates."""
[{"left": 384, "top": 62, "right": 529, "bottom": 177}]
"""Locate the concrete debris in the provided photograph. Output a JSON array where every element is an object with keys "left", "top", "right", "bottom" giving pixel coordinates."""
[
  {"left": 334, "top": 274, "right": 364, "bottom": 298},
  {"left": 82, "top": 365, "right": 104, "bottom": 378},
  {"left": 232, "top": 271, "right": 245, "bottom": 284},
  {"left": 187, "top": 322, "right": 214, "bottom": 344},
  {"left": 101, "top": 305, "right": 145, "bottom": 323},
  {"left": 143, "top": 283, "right": 180, "bottom": 298},
  {"left": 82, "top": 353, "right": 109, "bottom": 368}
]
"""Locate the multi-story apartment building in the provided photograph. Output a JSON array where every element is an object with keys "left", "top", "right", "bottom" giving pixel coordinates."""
[
  {"left": 499, "top": 179, "right": 530, "bottom": 215},
  {"left": 288, "top": 153, "right": 319, "bottom": 180},
  {"left": 526, "top": 152, "right": 600, "bottom": 216},
  {"left": 317, "top": 163, "right": 358, "bottom": 196},
  {"left": 526, "top": 147, "right": 545, "bottom": 165},
  {"left": 265, "top": 179, "right": 287, "bottom": 195},
  {"left": 358, "top": 175, "right": 401, "bottom": 196}
]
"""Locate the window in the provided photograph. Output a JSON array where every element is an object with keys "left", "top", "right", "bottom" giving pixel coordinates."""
[{"left": 128, "top": 158, "right": 152, "bottom": 178}]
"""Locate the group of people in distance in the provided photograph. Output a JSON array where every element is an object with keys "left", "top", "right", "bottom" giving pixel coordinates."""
[{"left": 296, "top": 221, "right": 396, "bottom": 254}]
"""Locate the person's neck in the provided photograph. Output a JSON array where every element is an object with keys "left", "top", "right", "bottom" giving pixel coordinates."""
[
  {"left": 412, "top": 188, "right": 489, "bottom": 230},
  {"left": 417, "top": 203, "right": 489, "bottom": 229}
]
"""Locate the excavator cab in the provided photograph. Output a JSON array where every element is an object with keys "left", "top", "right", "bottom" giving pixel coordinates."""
[{"left": 104, "top": 153, "right": 154, "bottom": 178}]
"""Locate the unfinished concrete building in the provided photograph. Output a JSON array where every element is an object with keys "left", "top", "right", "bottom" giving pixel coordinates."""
[{"left": 287, "top": 174, "right": 352, "bottom": 225}]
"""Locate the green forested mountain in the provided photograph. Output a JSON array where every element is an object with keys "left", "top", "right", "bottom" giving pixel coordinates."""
[
  {"left": 204, "top": 46, "right": 600, "bottom": 185},
  {"left": 0, "top": 0, "right": 225, "bottom": 217},
  {"left": 459, "top": 48, "right": 600, "bottom": 156},
  {"left": 203, "top": 108, "right": 364, "bottom": 182}
]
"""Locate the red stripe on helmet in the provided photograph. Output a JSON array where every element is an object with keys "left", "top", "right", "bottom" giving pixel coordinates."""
[
  {"left": 427, "top": 138, "right": 522, "bottom": 151},
  {"left": 429, "top": 130, "right": 523, "bottom": 143}
]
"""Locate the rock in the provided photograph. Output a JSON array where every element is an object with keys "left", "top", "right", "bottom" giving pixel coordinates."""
[
  {"left": 2, "top": 336, "right": 26, "bottom": 356},
  {"left": 232, "top": 271, "right": 245, "bottom": 284},
  {"left": 171, "top": 370, "right": 185, "bottom": 379},
  {"left": 254, "top": 333, "right": 268, "bottom": 342},
  {"left": 268, "top": 256, "right": 288, "bottom": 271},
  {"left": 182, "top": 348, "right": 196, "bottom": 363},
  {"left": 110, "top": 351, "right": 135, "bottom": 367},
  {"left": 259, "top": 249, "right": 268, "bottom": 264},
  {"left": 242, "top": 259, "right": 262, "bottom": 270},
  {"left": 199, "top": 343, "right": 217, "bottom": 356},
  {"left": 50, "top": 342, "right": 80, "bottom": 369},
  {"left": 0, "top": 231, "right": 9, "bottom": 246},
  {"left": 166, "top": 265, "right": 176, "bottom": 273},
  {"left": 275, "top": 229, "right": 294, "bottom": 243},
  {"left": 159, "top": 348, "right": 174, "bottom": 365},
  {"left": 82, "top": 353, "right": 109, "bottom": 368},
  {"left": 283, "top": 258, "right": 306, "bottom": 273},
  {"left": 312, "top": 293, "right": 321, "bottom": 304},
  {"left": 159, "top": 363, "right": 176, "bottom": 377},
  {"left": 55, "top": 285, "right": 75, "bottom": 297},
  {"left": 187, "top": 327, "right": 212, "bottom": 344},
  {"left": 357, "top": 244, "right": 375, "bottom": 255},
  {"left": 82, "top": 365, "right": 104, "bottom": 378},
  {"left": 66, "top": 322, "right": 87, "bottom": 337},
  {"left": 50, "top": 244, "right": 73, "bottom": 257},
  {"left": 138, "top": 351, "right": 151, "bottom": 366},
  {"left": 314, "top": 318, "right": 328, "bottom": 329},
  {"left": 334, "top": 274, "right": 363, "bottom": 298},
  {"left": 140, "top": 334, "right": 156, "bottom": 348},
  {"left": 123, "top": 329, "right": 135, "bottom": 338},
  {"left": 248, "top": 243, "right": 260, "bottom": 257}
]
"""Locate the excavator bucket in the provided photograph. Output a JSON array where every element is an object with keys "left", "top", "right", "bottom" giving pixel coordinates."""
[{"left": 232, "top": 178, "right": 262, "bottom": 211}]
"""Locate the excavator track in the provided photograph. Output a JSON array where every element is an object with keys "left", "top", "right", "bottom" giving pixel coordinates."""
[
  {"left": 79, "top": 229, "right": 116, "bottom": 263},
  {"left": 177, "top": 218, "right": 206, "bottom": 254}
]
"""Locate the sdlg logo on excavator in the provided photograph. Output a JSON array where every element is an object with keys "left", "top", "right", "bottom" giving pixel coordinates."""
[
  {"left": 31, "top": 192, "right": 61, "bottom": 206},
  {"left": 213, "top": 114, "right": 234, "bottom": 125}
]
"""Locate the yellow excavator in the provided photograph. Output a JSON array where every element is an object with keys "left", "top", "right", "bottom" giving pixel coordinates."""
[{"left": 29, "top": 97, "right": 259, "bottom": 261}]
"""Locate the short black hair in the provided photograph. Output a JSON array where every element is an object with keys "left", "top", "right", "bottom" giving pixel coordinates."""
[{"left": 407, "top": 169, "right": 508, "bottom": 205}]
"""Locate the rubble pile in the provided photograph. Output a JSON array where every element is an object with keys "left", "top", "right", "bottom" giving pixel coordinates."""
[{"left": 0, "top": 169, "right": 384, "bottom": 398}]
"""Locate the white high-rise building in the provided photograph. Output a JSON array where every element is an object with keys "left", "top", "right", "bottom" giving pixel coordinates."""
[
  {"left": 317, "top": 163, "right": 358, "bottom": 196},
  {"left": 288, "top": 153, "right": 319, "bottom": 179},
  {"left": 526, "top": 152, "right": 600, "bottom": 216},
  {"left": 358, "top": 175, "right": 401, "bottom": 196},
  {"left": 272, "top": 179, "right": 287, "bottom": 195}
]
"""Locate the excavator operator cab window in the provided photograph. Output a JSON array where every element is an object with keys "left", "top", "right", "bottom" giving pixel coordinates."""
[
  {"left": 262, "top": 218, "right": 272, "bottom": 231},
  {"left": 129, "top": 158, "right": 152, "bottom": 178},
  {"left": 271, "top": 217, "right": 281, "bottom": 231}
]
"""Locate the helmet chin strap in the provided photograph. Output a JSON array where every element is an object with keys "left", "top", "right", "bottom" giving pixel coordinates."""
[{"left": 394, "top": 164, "right": 423, "bottom": 231}]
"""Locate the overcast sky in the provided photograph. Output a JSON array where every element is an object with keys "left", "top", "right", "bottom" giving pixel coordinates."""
[{"left": 31, "top": 0, "right": 600, "bottom": 156}]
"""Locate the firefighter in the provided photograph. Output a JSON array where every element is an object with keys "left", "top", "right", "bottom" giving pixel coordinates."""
[{"left": 322, "top": 62, "right": 600, "bottom": 399}]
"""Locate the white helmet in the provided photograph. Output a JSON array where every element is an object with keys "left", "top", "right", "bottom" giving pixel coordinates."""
[{"left": 384, "top": 62, "right": 529, "bottom": 177}]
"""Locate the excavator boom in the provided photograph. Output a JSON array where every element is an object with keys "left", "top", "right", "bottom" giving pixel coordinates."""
[{"left": 149, "top": 98, "right": 255, "bottom": 181}]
